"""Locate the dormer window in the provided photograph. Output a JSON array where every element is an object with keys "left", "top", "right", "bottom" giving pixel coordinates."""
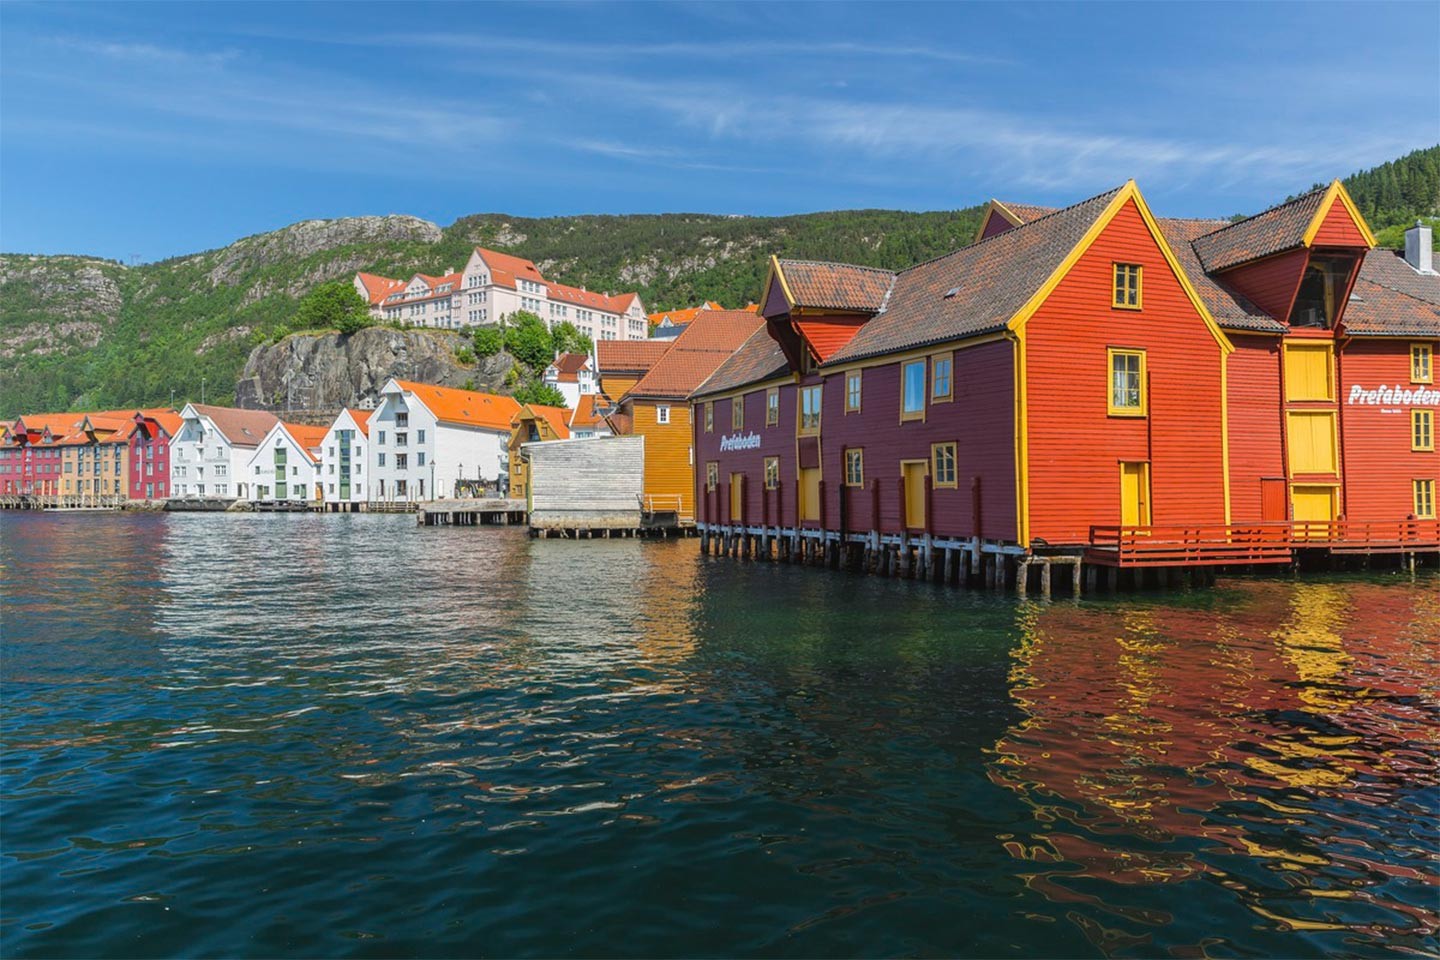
[{"left": 1288, "top": 255, "right": 1356, "bottom": 328}]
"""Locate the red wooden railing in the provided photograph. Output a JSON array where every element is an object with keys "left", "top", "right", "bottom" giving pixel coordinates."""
[{"left": 1087, "top": 519, "right": 1440, "bottom": 568}]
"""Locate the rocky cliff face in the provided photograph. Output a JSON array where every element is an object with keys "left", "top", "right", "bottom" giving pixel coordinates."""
[
  {"left": 236, "top": 327, "right": 514, "bottom": 413},
  {"left": 0, "top": 256, "right": 125, "bottom": 360}
]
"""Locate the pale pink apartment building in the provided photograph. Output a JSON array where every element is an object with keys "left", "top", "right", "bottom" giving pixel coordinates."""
[{"left": 355, "top": 247, "right": 649, "bottom": 341}]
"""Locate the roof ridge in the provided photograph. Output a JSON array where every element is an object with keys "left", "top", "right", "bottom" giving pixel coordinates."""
[
  {"left": 1193, "top": 183, "right": 1330, "bottom": 241},
  {"left": 778, "top": 256, "right": 896, "bottom": 275}
]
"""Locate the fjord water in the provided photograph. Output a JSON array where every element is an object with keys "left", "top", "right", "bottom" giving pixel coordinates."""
[{"left": 1, "top": 513, "right": 1436, "bottom": 959}]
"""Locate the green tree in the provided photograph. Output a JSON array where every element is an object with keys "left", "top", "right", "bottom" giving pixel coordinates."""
[
  {"left": 504, "top": 311, "right": 553, "bottom": 371},
  {"left": 550, "top": 320, "right": 593, "bottom": 356},
  {"left": 513, "top": 381, "right": 568, "bottom": 407},
  {"left": 294, "top": 281, "right": 373, "bottom": 335},
  {"left": 473, "top": 326, "right": 504, "bottom": 357}
]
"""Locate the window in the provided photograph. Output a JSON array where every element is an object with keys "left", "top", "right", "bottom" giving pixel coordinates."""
[
  {"left": 417, "top": 429, "right": 425, "bottom": 444},
  {"left": 931, "top": 442, "right": 957, "bottom": 487},
  {"left": 1413, "top": 343, "right": 1434, "bottom": 384},
  {"left": 732, "top": 397, "right": 744, "bottom": 431},
  {"left": 1284, "top": 343, "right": 1334, "bottom": 401},
  {"left": 1108, "top": 348, "right": 1147, "bottom": 416},
  {"left": 1415, "top": 479, "right": 1436, "bottom": 519},
  {"left": 901, "top": 361, "right": 926, "bottom": 420},
  {"left": 1414, "top": 410, "right": 1435, "bottom": 451},
  {"left": 417, "top": 452, "right": 426, "bottom": 466},
  {"left": 766, "top": 388, "right": 779, "bottom": 426},
  {"left": 706, "top": 462, "right": 718, "bottom": 492},
  {"left": 378, "top": 453, "right": 386, "bottom": 467},
  {"left": 1113, "top": 263, "right": 1142, "bottom": 309},
  {"left": 932, "top": 355, "right": 953, "bottom": 401},
  {"left": 845, "top": 371, "right": 862, "bottom": 412},
  {"left": 396, "top": 454, "right": 408, "bottom": 469},
  {"left": 378, "top": 431, "right": 386, "bottom": 444},
  {"left": 704, "top": 402, "right": 714, "bottom": 433},
  {"left": 657, "top": 406, "right": 671, "bottom": 425},
  {"left": 798, "top": 385, "right": 822, "bottom": 434},
  {"left": 844, "top": 448, "right": 864, "bottom": 487}
]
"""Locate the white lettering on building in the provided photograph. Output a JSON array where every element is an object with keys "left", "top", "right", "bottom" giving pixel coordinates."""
[
  {"left": 1346, "top": 384, "right": 1440, "bottom": 406},
  {"left": 719, "top": 432, "right": 761, "bottom": 452}
]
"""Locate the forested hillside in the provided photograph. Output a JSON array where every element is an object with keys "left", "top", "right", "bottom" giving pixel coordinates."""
[{"left": 3, "top": 147, "right": 1436, "bottom": 418}]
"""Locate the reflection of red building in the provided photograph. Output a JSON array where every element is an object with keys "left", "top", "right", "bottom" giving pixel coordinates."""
[
  {"left": 694, "top": 183, "right": 1438, "bottom": 568},
  {"left": 988, "top": 582, "right": 1439, "bottom": 942}
]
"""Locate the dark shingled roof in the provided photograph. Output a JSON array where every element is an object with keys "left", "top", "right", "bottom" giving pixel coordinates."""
[
  {"left": 1192, "top": 186, "right": 1329, "bottom": 273},
  {"left": 777, "top": 259, "right": 896, "bottom": 312},
  {"left": 998, "top": 202, "right": 1058, "bottom": 223},
  {"left": 692, "top": 326, "right": 791, "bottom": 399},
  {"left": 1343, "top": 249, "right": 1440, "bottom": 337},
  {"left": 626, "top": 310, "right": 765, "bottom": 399},
  {"left": 1157, "top": 217, "right": 1285, "bottom": 334},
  {"left": 828, "top": 186, "right": 1125, "bottom": 365}
]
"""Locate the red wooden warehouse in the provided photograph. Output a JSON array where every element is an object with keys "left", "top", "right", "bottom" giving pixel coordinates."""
[{"left": 691, "top": 180, "right": 1439, "bottom": 588}]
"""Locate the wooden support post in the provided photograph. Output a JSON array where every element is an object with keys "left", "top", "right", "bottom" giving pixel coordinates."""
[
  {"left": 1039, "top": 560, "right": 1052, "bottom": 600},
  {"left": 1072, "top": 561, "right": 1082, "bottom": 598},
  {"left": 1016, "top": 560, "right": 1029, "bottom": 598},
  {"left": 984, "top": 555, "right": 997, "bottom": 590}
]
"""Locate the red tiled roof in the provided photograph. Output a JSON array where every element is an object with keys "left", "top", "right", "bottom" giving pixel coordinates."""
[
  {"left": 546, "top": 280, "right": 637, "bottom": 315},
  {"left": 596, "top": 338, "right": 672, "bottom": 374},
  {"left": 283, "top": 422, "right": 329, "bottom": 462},
  {"left": 1343, "top": 249, "right": 1440, "bottom": 337},
  {"left": 775, "top": 259, "right": 895, "bottom": 313},
  {"left": 188, "top": 404, "right": 279, "bottom": 447},
  {"left": 626, "top": 310, "right": 765, "bottom": 400},
  {"left": 830, "top": 186, "right": 1126, "bottom": 365},
  {"left": 392, "top": 380, "right": 522, "bottom": 431},
  {"left": 692, "top": 325, "right": 791, "bottom": 399},
  {"left": 345, "top": 408, "right": 374, "bottom": 437},
  {"left": 474, "top": 247, "right": 547, "bottom": 291},
  {"left": 1192, "top": 186, "right": 1331, "bottom": 273},
  {"left": 547, "top": 352, "right": 591, "bottom": 382}
]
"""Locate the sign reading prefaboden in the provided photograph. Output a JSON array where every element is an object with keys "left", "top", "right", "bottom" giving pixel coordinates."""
[
  {"left": 719, "top": 432, "right": 761, "bottom": 451},
  {"left": 1347, "top": 384, "right": 1440, "bottom": 405}
]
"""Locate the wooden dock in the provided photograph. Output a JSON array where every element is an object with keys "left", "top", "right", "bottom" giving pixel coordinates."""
[{"left": 416, "top": 499, "right": 527, "bottom": 526}]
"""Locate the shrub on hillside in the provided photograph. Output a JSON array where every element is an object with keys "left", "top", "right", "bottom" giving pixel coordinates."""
[
  {"left": 294, "top": 281, "right": 373, "bottom": 335},
  {"left": 504, "top": 311, "right": 553, "bottom": 372},
  {"left": 513, "top": 381, "right": 568, "bottom": 407},
  {"left": 473, "top": 326, "right": 504, "bottom": 358}
]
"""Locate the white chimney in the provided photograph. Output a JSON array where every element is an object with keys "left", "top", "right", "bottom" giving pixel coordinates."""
[{"left": 1404, "top": 221, "right": 1435, "bottom": 275}]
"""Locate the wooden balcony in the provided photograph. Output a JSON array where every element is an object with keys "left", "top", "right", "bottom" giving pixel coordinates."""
[{"left": 1086, "top": 519, "right": 1440, "bottom": 568}]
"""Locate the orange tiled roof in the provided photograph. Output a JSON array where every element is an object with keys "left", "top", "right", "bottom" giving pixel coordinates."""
[
  {"left": 596, "top": 338, "right": 672, "bottom": 374},
  {"left": 514, "top": 403, "right": 571, "bottom": 440},
  {"left": 568, "top": 393, "right": 605, "bottom": 429},
  {"left": 393, "top": 380, "right": 522, "bottom": 431},
  {"left": 474, "top": 247, "right": 547, "bottom": 291},
  {"left": 283, "top": 422, "right": 329, "bottom": 462},
  {"left": 345, "top": 408, "right": 374, "bottom": 437},
  {"left": 547, "top": 352, "right": 592, "bottom": 382},
  {"left": 647, "top": 302, "right": 726, "bottom": 325},
  {"left": 626, "top": 310, "right": 765, "bottom": 400},
  {"left": 546, "top": 279, "right": 638, "bottom": 315},
  {"left": 357, "top": 272, "right": 407, "bottom": 305},
  {"left": 188, "top": 403, "right": 280, "bottom": 447}
]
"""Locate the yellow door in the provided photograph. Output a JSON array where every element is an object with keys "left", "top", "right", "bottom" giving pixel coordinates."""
[
  {"left": 798, "top": 467, "right": 821, "bottom": 522},
  {"left": 1291, "top": 485, "right": 1336, "bottom": 538},
  {"left": 729, "top": 473, "right": 743, "bottom": 523},
  {"left": 902, "top": 461, "right": 927, "bottom": 530},
  {"left": 1119, "top": 462, "right": 1151, "bottom": 528}
]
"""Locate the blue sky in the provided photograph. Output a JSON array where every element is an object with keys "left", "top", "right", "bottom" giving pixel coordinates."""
[{"left": 2, "top": 1, "right": 1437, "bottom": 262}]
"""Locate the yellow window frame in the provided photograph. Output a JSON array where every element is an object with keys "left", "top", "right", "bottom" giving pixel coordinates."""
[
  {"left": 763, "top": 456, "right": 779, "bottom": 490},
  {"left": 705, "top": 462, "right": 718, "bottom": 492},
  {"left": 845, "top": 370, "right": 862, "bottom": 413},
  {"left": 1412, "top": 343, "right": 1434, "bottom": 384},
  {"left": 900, "top": 360, "right": 926, "bottom": 422},
  {"left": 1414, "top": 478, "right": 1436, "bottom": 519},
  {"left": 766, "top": 388, "right": 779, "bottom": 426},
  {"left": 931, "top": 442, "right": 957, "bottom": 488},
  {"left": 1113, "top": 262, "right": 1142, "bottom": 310},
  {"left": 1107, "top": 347, "right": 1147, "bottom": 417},
  {"left": 931, "top": 354, "right": 953, "bottom": 402},
  {"left": 797, "top": 384, "right": 823, "bottom": 436},
  {"left": 732, "top": 396, "right": 744, "bottom": 431},
  {"left": 1414, "top": 409, "right": 1435, "bottom": 452},
  {"left": 844, "top": 448, "right": 864, "bottom": 487}
]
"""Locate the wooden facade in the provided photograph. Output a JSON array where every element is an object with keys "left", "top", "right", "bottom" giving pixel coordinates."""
[{"left": 693, "top": 180, "right": 1439, "bottom": 580}]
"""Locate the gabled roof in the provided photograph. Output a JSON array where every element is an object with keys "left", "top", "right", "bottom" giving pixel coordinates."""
[
  {"left": 1156, "top": 217, "right": 1284, "bottom": 333},
  {"left": 348, "top": 408, "right": 374, "bottom": 437},
  {"left": 282, "top": 422, "right": 329, "bottom": 462},
  {"left": 626, "top": 310, "right": 765, "bottom": 400},
  {"left": 390, "top": 380, "right": 522, "bottom": 432},
  {"left": 546, "top": 352, "right": 592, "bottom": 382},
  {"left": 692, "top": 325, "right": 791, "bottom": 399},
  {"left": 138, "top": 409, "right": 184, "bottom": 438},
  {"left": 357, "top": 272, "right": 407, "bottom": 304},
  {"left": 595, "top": 338, "right": 672, "bottom": 374},
  {"left": 830, "top": 185, "right": 1127, "bottom": 365},
  {"left": 473, "top": 247, "right": 548, "bottom": 290},
  {"left": 1343, "top": 249, "right": 1440, "bottom": 337},
  {"left": 514, "top": 403, "right": 571, "bottom": 440},
  {"left": 568, "top": 393, "right": 605, "bottom": 429},
  {"left": 1191, "top": 181, "right": 1373, "bottom": 274},
  {"left": 648, "top": 302, "right": 725, "bottom": 325},
  {"left": 184, "top": 404, "right": 279, "bottom": 447},
  {"left": 770, "top": 258, "right": 896, "bottom": 313}
]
